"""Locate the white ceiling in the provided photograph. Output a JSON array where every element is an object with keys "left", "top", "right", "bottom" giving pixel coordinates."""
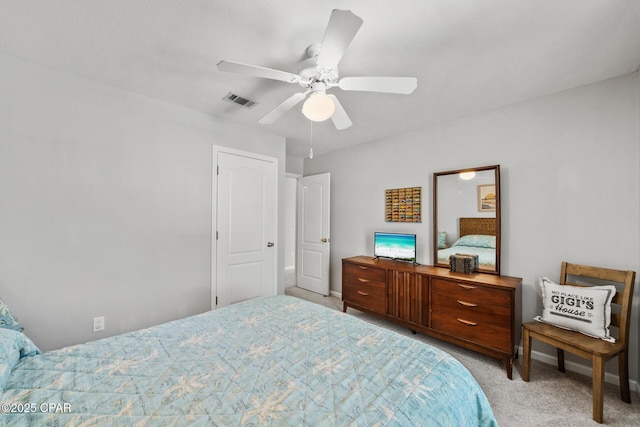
[{"left": 2, "top": 1, "right": 639, "bottom": 158}]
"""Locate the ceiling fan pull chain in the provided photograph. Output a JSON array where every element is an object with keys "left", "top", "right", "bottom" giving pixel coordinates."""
[{"left": 309, "top": 121, "right": 314, "bottom": 159}]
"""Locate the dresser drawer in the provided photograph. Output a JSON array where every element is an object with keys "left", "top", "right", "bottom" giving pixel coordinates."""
[
  {"left": 431, "top": 292, "right": 511, "bottom": 327},
  {"left": 343, "top": 278, "right": 386, "bottom": 314},
  {"left": 431, "top": 278, "right": 511, "bottom": 307},
  {"left": 343, "top": 262, "right": 386, "bottom": 281},
  {"left": 431, "top": 311, "right": 511, "bottom": 352}
]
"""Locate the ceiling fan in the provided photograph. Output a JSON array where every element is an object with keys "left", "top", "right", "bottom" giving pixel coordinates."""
[{"left": 217, "top": 9, "right": 417, "bottom": 130}]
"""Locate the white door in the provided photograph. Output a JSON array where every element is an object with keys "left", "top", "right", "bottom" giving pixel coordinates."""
[
  {"left": 215, "top": 150, "right": 277, "bottom": 308},
  {"left": 297, "top": 173, "right": 330, "bottom": 295}
]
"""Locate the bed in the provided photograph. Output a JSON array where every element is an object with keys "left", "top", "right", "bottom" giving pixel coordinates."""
[
  {"left": 1, "top": 296, "right": 497, "bottom": 426},
  {"left": 437, "top": 217, "right": 497, "bottom": 270}
]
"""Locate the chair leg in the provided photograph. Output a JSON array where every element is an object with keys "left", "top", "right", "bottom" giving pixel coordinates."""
[
  {"left": 522, "top": 328, "right": 531, "bottom": 382},
  {"left": 557, "top": 348, "right": 565, "bottom": 373},
  {"left": 618, "top": 350, "right": 631, "bottom": 403},
  {"left": 592, "top": 355, "right": 605, "bottom": 423}
]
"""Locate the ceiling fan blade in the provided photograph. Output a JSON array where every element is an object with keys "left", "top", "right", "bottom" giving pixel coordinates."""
[
  {"left": 327, "top": 95, "right": 352, "bottom": 130},
  {"left": 259, "top": 92, "right": 307, "bottom": 124},
  {"left": 338, "top": 76, "right": 418, "bottom": 94},
  {"left": 316, "top": 10, "right": 363, "bottom": 72},
  {"left": 217, "top": 60, "right": 300, "bottom": 83}
]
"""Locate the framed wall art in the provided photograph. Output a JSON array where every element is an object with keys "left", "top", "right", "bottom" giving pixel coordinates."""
[
  {"left": 385, "top": 187, "right": 422, "bottom": 222},
  {"left": 477, "top": 184, "right": 497, "bottom": 212}
]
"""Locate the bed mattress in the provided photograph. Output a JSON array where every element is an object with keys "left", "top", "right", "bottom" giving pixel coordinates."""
[{"left": 1, "top": 295, "right": 497, "bottom": 426}]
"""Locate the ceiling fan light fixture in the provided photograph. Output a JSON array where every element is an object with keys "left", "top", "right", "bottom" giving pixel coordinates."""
[
  {"left": 218, "top": 10, "right": 415, "bottom": 131},
  {"left": 302, "top": 91, "right": 335, "bottom": 122}
]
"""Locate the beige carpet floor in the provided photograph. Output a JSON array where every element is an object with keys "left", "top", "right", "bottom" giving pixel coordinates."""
[{"left": 285, "top": 285, "right": 640, "bottom": 426}]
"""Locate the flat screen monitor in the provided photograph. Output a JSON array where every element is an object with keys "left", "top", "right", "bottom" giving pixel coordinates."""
[{"left": 374, "top": 232, "right": 417, "bottom": 262}]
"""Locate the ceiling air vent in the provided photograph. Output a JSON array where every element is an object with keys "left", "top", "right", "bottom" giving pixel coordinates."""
[{"left": 223, "top": 92, "right": 257, "bottom": 108}]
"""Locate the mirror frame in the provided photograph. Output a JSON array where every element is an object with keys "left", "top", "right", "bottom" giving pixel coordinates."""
[{"left": 433, "top": 165, "right": 501, "bottom": 275}]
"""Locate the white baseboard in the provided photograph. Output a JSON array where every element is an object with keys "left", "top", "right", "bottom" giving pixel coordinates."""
[
  {"left": 523, "top": 346, "right": 640, "bottom": 393},
  {"left": 330, "top": 290, "right": 342, "bottom": 299}
]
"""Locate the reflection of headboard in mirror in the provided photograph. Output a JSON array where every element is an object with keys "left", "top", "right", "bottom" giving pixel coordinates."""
[{"left": 460, "top": 217, "right": 496, "bottom": 237}]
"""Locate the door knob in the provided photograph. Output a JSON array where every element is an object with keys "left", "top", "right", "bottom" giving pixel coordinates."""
[
  {"left": 321, "top": 238, "right": 329, "bottom": 243},
  {"left": 267, "top": 242, "right": 274, "bottom": 247}
]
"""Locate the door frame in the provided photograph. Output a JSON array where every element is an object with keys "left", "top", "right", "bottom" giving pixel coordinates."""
[
  {"left": 285, "top": 173, "right": 301, "bottom": 275},
  {"left": 211, "top": 146, "right": 279, "bottom": 309}
]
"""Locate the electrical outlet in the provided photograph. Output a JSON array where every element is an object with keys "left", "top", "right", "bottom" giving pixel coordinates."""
[{"left": 93, "top": 316, "right": 105, "bottom": 332}]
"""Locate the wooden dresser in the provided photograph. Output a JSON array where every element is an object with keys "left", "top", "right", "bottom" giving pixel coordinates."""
[{"left": 342, "top": 256, "right": 522, "bottom": 379}]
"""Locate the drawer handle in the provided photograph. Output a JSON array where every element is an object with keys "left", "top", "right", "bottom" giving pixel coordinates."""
[
  {"left": 357, "top": 278, "right": 370, "bottom": 283},
  {"left": 457, "top": 284, "right": 477, "bottom": 290},
  {"left": 357, "top": 291, "right": 369, "bottom": 296},
  {"left": 457, "top": 318, "right": 477, "bottom": 326},
  {"left": 358, "top": 266, "right": 368, "bottom": 270},
  {"left": 457, "top": 300, "right": 478, "bottom": 307}
]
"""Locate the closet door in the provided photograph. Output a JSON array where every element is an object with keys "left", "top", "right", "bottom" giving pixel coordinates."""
[{"left": 215, "top": 149, "right": 277, "bottom": 307}]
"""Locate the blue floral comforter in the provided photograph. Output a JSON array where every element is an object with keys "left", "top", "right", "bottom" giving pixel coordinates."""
[{"left": 1, "top": 296, "right": 497, "bottom": 426}]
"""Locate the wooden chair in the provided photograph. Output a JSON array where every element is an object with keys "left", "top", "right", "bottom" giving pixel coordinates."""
[{"left": 522, "top": 262, "right": 636, "bottom": 423}]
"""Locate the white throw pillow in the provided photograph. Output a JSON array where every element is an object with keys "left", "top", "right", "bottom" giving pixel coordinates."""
[{"left": 534, "top": 276, "right": 617, "bottom": 342}]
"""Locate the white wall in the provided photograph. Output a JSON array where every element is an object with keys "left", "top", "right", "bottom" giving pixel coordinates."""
[
  {"left": 304, "top": 72, "right": 640, "bottom": 384},
  {"left": 0, "top": 53, "right": 286, "bottom": 351}
]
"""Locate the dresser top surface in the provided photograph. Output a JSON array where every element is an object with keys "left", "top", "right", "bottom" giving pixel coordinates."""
[{"left": 343, "top": 256, "right": 522, "bottom": 289}]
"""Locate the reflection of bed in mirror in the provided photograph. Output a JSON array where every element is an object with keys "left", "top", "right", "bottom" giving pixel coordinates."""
[{"left": 437, "top": 217, "right": 497, "bottom": 270}]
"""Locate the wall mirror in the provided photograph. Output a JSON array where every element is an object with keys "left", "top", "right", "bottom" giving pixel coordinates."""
[{"left": 433, "top": 165, "right": 501, "bottom": 274}]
